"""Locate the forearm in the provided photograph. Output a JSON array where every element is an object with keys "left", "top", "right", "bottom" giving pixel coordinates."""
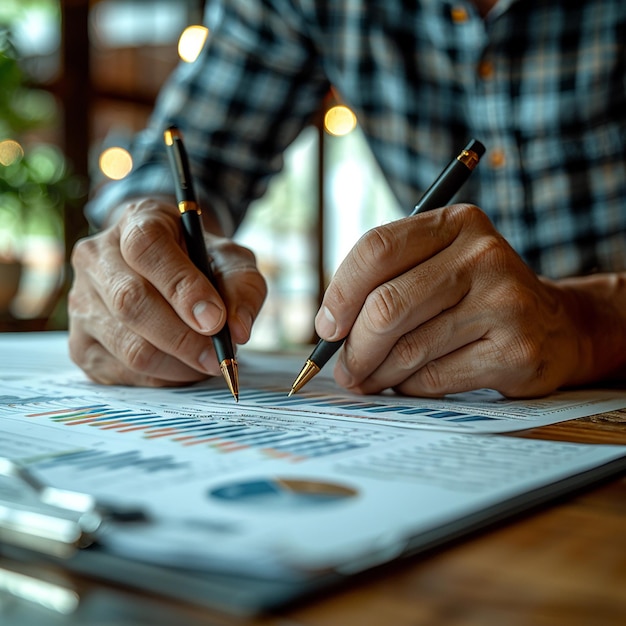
[
  {"left": 546, "top": 272, "right": 626, "bottom": 386},
  {"left": 85, "top": 1, "right": 328, "bottom": 234}
]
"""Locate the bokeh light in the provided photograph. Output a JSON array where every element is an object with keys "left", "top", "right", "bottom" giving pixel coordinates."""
[
  {"left": 0, "top": 139, "right": 25, "bottom": 166},
  {"left": 324, "top": 105, "right": 357, "bottom": 136},
  {"left": 178, "top": 25, "right": 209, "bottom": 63},
  {"left": 99, "top": 147, "right": 133, "bottom": 180}
]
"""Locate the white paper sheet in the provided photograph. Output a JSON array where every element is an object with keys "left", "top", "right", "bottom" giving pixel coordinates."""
[
  {"left": 6, "top": 341, "right": 626, "bottom": 434},
  {"left": 1, "top": 332, "right": 625, "bottom": 579}
]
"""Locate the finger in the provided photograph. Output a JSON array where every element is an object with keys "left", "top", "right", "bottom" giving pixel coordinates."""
[
  {"left": 205, "top": 237, "right": 268, "bottom": 345},
  {"left": 69, "top": 333, "right": 203, "bottom": 387},
  {"left": 411, "top": 312, "right": 573, "bottom": 399},
  {"left": 369, "top": 310, "right": 560, "bottom": 399},
  {"left": 390, "top": 337, "right": 543, "bottom": 398},
  {"left": 118, "top": 200, "right": 228, "bottom": 336},
  {"left": 71, "top": 235, "right": 219, "bottom": 380},
  {"left": 315, "top": 207, "right": 463, "bottom": 340},
  {"left": 334, "top": 235, "right": 473, "bottom": 386},
  {"left": 342, "top": 294, "right": 486, "bottom": 394},
  {"left": 75, "top": 310, "right": 213, "bottom": 383}
]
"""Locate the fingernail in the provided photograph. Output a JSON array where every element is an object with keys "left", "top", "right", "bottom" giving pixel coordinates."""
[
  {"left": 315, "top": 306, "right": 337, "bottom": 339},
  {"left": 193, "top": 301, "right": 223, "bottom": 332}
]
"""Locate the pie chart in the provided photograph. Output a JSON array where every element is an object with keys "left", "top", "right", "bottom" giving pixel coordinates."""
[{"left": 209, "top": 477, "right": 357, "bottom": 510}]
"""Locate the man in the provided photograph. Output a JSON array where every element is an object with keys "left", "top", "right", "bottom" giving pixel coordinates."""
[{"left": 69, "top": 0, "right": 626, "bottom": 397}]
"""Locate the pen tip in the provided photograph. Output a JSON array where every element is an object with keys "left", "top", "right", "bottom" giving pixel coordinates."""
[
  {"left": 220, "top": 359, "right": 239, "bottom": 403},
  {"left": 289, "top": 359, "right": 320, "bottom": 397}
]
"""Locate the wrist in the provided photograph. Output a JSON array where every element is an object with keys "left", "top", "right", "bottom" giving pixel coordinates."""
[{"left": 544, "top": 273, "right": 626, "bottom": 386}]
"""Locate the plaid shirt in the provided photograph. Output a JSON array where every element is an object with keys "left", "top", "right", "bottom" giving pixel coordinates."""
[{"left": 87, "top": 0, "right": 626, "bottom": 279}]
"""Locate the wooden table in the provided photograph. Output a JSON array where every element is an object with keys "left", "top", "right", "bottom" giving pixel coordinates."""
[{"left": 2, "top": 411, "right": 625, "bottom": 626}]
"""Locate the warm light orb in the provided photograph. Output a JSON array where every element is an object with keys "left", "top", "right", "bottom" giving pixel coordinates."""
[
  {"left": 99, "top": 147, "right": 133, "bottom": 180},
  {"left": 0, "top": 139, "right": 25, "bottom": 166},
  {"left": 324, "top": 105, "right": 357, "bottom": 136},
  {"left": 178, "top": 25, "right": 209, "bottom": 63}
]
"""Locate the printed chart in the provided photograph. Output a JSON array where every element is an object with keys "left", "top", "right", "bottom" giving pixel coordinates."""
[
  {"left": 173, "top": 386, "right": 501, "bottom": 424},
  {"left": 210, "top": 478, "right": 357, "bottom": 510},
  {"left": 7, "top": 400, "right": 374, "bottom": 463}
]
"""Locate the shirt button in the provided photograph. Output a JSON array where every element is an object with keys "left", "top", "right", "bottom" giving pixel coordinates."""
[
  {"left": 450, "top": 6, "right": 469, "bottom": 22},
  {"left": 489, "top": 148, "right": 506, "bottom": 168},
  {"left": 478, "top": 60, "right": 495, "bottom": 79}
]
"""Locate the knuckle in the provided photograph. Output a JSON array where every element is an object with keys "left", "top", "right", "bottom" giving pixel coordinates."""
[
  {"left": 394, "top": 334, "right": 422, "bottom": 372},
  {"left": 490, "top": 281, "right": 538, "bottom": 324},
  {"left": 120, "top": 219, "right": 164, "bottom": 268},
  {"left": 244, "top": 272, "right": 268, "bottom": 305},
  {"left": 70, "top": 236, "right": 96, "bottom": 268},
  {"left": 417, "top": 320, "right": 447, "bottom": 355},
  {"left": 394, "top": 327, "right": 438, "bottom": 372},
  {"left": 363, "top": 282, "right": 406, "bottom": 334},
  {"left": 476, "top": 235, "right": 510, "bottom": 268},
  {"left": 162, "top": 266, "right": 197, "bottom": 303},
  {"left": 509, "top": 333, "right": 544, "bottom": 370},
  {"left": 123, "top": 335, "right": 160, "bottom": 373},
  {"left": 449, "top": 202, "right": 488, "bottom": 227},
  {"left": 353, "top": 225, "right": 397, "bottom": 270},
  {"left": 164, "top": 327, "right": 196, "bottom": 357},
  {"left": 109, "top": 275, "right": 150, "bottom": 322},
  {"left": 447, "top": 204, "right": 500, "bottom": 250},
  {"left": 325, "top": 278, "right": 353, "bottom": 313},
  {"left": 419, "top": 360, "right": 447, "bottom": 394},
  {"left": 489, "top": 327, "right": 548, "bottom": 387}
]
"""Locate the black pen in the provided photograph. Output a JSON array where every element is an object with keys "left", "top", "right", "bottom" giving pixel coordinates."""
[
  {"left": 163, "top": 126, "right": 239, "bottom": 402},
  {"left": 288, "top": 138, "right": 486, "bottom": 396}
]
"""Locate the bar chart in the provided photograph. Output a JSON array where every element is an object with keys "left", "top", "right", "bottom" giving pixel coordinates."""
[
  {"left": 18, "top": 401, "right": 372, "bottom": 463},
  {"left": 172, "top": 386, "right": 502, "bottom": 424}
]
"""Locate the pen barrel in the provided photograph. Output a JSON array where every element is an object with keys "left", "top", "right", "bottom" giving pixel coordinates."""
[
  {"left": 310, "top": 337, "right": 345, "bottom": 367},
  {"left": 180, "top": 210, "right": 234, "bottom": 364},
  {"left": 412, "top": 139, "right": 485, "bottom": 215},
  {"left": 412, "top": 160, "right": 472, "bottom": 214},
  {"left": 164, "top": 132, "right": 196, "bottom": 204}
]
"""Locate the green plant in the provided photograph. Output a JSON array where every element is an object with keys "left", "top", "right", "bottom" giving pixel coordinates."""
[{"left": 0, "top": 24, "right": 81, "bottom": 258}]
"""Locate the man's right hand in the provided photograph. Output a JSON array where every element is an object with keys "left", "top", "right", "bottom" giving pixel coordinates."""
[{"left": 68, "top": 197, "right": 267, "bottom": 386}]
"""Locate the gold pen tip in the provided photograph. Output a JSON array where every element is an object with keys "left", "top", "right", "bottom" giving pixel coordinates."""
[
  {"left": 288, "top": 360, "right": 320, "bottom": 397},
  {"left": 220, "top": 359, "right": 239, "bottom": 403}
]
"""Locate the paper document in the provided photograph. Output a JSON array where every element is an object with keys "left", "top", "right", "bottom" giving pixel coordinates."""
[
  {"left": 1, "top": 332, "right": 625, "bottom": 585},
  {"left": 6, "top": 348, "right": 626, "bottom": 434}
]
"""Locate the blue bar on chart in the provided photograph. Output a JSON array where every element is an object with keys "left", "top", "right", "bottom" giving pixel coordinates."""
[
  {"left": 23, "top": 402, "right": 369, "bottom": 462},
  {"left": 31, "top": 448, "right": 189, "bottom": 475},
  {"left": 172, "top": 387, "right": 502, "bottom": 424}
]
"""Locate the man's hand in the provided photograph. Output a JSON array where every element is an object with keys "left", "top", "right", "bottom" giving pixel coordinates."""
[
  {"left": 68, "top": 197, "right": 267, "bottom": 386},
  {"left": 315, "top": 203, "right": 612, "bottom": 398}
]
